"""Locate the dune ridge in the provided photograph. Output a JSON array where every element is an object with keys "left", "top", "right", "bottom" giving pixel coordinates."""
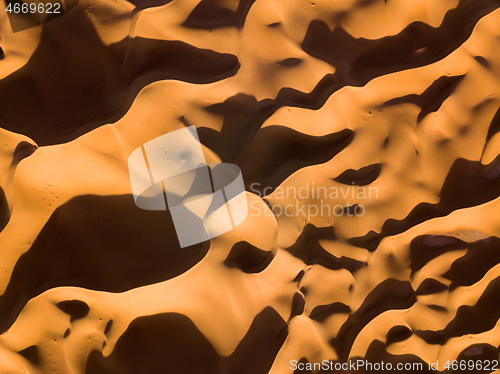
[{"left": 1, "top": 0, "right": 500, "bottom": 373}]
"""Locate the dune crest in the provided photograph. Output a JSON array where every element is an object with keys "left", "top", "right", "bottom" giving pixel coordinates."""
[{"left": 1, "top": 0, "right": 500, "bottom": 373}]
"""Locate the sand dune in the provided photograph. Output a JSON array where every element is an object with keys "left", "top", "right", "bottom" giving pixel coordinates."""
[{"left": 1, "top": 0, "right": 500, "bottom": 373}]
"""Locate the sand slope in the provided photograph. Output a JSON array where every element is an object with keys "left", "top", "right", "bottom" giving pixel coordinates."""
[{"left": 1, "top": 0, "right": 500, "bottom": 373}]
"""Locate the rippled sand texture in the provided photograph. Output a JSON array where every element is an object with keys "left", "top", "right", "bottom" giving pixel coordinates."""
[{"left": 1, "top": 0, "right": 500, "bottom": 373}]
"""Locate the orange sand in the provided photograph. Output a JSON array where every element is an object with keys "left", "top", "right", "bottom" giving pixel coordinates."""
[{"left": 1, "top": 0, "right": 500, "bottom": 373}]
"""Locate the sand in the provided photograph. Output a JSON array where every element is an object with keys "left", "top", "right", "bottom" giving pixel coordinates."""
[{"left": 1, "top": 0, "right": 500, "bottom": 373}]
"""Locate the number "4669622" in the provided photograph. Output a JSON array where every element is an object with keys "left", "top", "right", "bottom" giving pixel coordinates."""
[
  {"left": 6, "top": 2, "right": 61, "bottom": 14},
  {"left": 444, "top": 360, "right": 499, "bottom": 371}
]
